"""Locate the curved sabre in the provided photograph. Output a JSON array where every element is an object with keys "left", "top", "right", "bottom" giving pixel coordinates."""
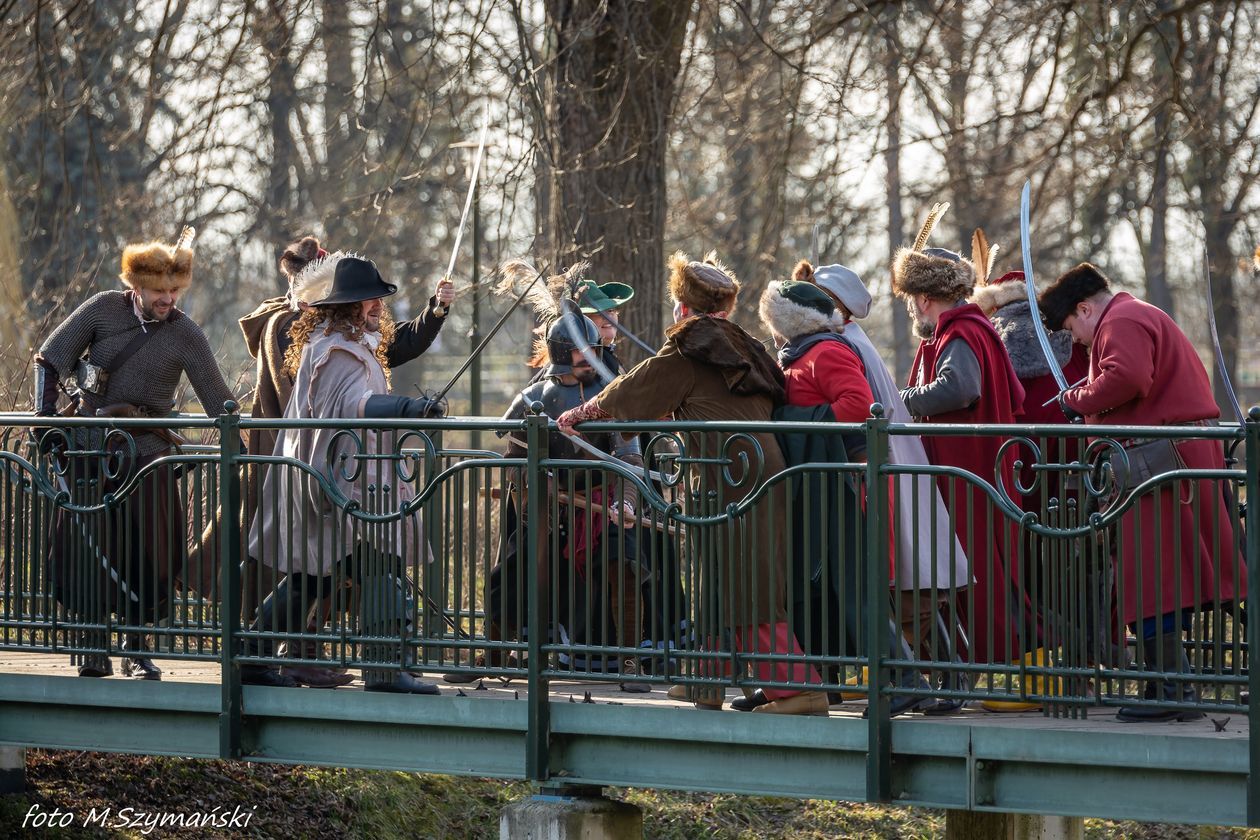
[
  {"left": 1020, "top": 180, "right": 1070, "bottom": 394},
  {"left": 1204, "top": 244, "right": 1245, "bottom": 424},
  {"left": 434, "top": 105, "right": 490, "bottom": 316}
]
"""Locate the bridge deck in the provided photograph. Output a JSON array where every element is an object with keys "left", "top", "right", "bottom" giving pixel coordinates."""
[{"left": 1, "top": 650, "right": 1245, "bottom": 742}]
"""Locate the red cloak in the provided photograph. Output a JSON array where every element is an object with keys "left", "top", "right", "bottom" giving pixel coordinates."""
[
  {"left": 1062, "top": 293, "right": 1245, "bottom": 623},
  {"left": 908, "top": 303, "right": 1030, "bottom": 663}
]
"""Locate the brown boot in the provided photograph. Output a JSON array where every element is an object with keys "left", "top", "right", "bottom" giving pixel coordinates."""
[
  {"left": 613, "top": 567, "right": 650, "bottom": 693},
  {"left": 753, "top": 691, "right": 829, "bottom": 716}
]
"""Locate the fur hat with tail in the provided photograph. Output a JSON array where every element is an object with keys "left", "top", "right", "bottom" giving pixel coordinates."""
[
  {"left": 669, "top": 250, "right": 740, "bottom": 314},
  {"left": 120, "top": 226, "right": 195, "bottom": 291}
]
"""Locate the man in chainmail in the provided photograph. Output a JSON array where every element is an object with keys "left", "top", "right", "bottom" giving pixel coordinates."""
[
  {"left": 32, "top": 228, "right": 236, "bottom": 680},
  {"left": 451, "top": 305, "right": 648, "bottom": 691}
]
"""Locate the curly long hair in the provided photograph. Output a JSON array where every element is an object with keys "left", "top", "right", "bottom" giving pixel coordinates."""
[{"left": 283, "top": 302, "right": 396, "bottom": 387}]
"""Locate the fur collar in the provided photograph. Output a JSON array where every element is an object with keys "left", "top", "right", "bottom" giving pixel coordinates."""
[{"left": 989, "top": 300, "right": 1071, "bottom": 380}]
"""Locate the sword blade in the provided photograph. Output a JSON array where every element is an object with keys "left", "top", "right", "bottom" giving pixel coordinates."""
[
  {"left": 1204, "top": 244, "right": 1245, "bottom": 424},
  {"left": 433, "top": 263, "right": 546, "bottom": 404},
  {"left": 1020, "top": 180, "right": 1070, "bottom": 394},
  {"left": 442, "top": 105, "right": 491, "bottom": 283},
  {"left": 609, "top": 318, "right": 656, "bottom": 356}
]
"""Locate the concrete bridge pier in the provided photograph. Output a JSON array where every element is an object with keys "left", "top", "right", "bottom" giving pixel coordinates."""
[
  {"left": 0, "top": 746, "right": 25, "bottom": 794},
  {"left": 501, "top": 784, "right": 642, "bottom": 840},
  {"left": 946, "top": 810, "right": 1084, "bottom": 840}
]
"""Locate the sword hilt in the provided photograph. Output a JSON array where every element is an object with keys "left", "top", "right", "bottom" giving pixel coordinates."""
[{"left": 433, "top": 275, "right": 453, "bottom": 317}]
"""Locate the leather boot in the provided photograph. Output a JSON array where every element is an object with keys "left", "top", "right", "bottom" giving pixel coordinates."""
[
  {"left": 1117, "top": 634, "right": 1204, "bottom": 722},
  {"left": 614, "top": 566, "right": 650, "bottom": 693},
  {"left": 243, "top": 575, "right": 310, "bottom": 688},
  {"left": 77, "top": 654, "right": 113, "bottom": 678},
  {"left": 120, "top": 634, "right": 162, "bottom": 681},
  {"left": 444, "top": 621, "right": 503, "bottom": 684},
  {"left": 360, "top": 572, "right": 440, "bottom": 696}
]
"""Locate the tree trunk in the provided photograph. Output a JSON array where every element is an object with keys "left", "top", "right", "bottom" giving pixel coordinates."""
[
  {"left": 537, "top": 0, "right": 692, "bottom": 363},
  {"left": 320, "top": 0, "right": 356, "bottom": 244},
  {"left": 884, "top": 21, "right": 911, "bottom": 382},
  {"left": 261, "top": 1, "right": 297, "bottom": 250}
]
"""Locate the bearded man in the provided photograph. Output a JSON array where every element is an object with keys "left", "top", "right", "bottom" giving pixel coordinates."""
[
  {"left": 33, "top": 228, "right": 236, "bottom": 680},
  {"left": 894, "top": 246, "right": 1038, "bottom": 686},
  {"left": 242, "top": 254, "right": 445, "bottom": 692}
]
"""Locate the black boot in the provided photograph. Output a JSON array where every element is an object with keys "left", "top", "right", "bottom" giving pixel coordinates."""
[
  {"left": 77, "top": 654, "right": 113, "bottom": 678},
  {"left": 360, "top": 573, "right": 440, "bottom": 696},
  {"left": 1117, "top": 634, "right": 1204, "bottom": 722},
  {"left": 120, "top": 635, "right": 162, "bottom": 681},
  {"left": 242, "top": 575, "right": 312, "bottom": 689}
]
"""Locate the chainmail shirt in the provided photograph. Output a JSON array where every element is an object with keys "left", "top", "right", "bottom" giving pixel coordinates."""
[{"left": 39, "top": 290, "right": 236, "bottom": 456}]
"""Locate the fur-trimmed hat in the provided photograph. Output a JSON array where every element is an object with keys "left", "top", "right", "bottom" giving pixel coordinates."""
[
  {"left": 759, "top": 278, "right": 844, "bottom": 341},
  {"left": 1038, "top": 262, "right": 1111, "bottom": 331},
  {"left": 972, "top": 270, "right": 1027, "bottom": 315},
  {"left": 891, "top": 246, "right": 976, "bottom": 302},
  {"left": 668, "top": 250, "right": 739, "bottom": 314},
  {"left": 120, "top": 227, "right": 195, "bottom": 291}
]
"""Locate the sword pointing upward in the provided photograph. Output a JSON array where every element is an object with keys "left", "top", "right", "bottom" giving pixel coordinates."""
[
  {"left": 1204, "top": 243, "right": 1245, "bottom": 425},
  {"left": 434, "top": 105, "right": 490, "bottom": 318},
  {"left": 1019, "top": 180, "right": 1072, "bottom": 393}
]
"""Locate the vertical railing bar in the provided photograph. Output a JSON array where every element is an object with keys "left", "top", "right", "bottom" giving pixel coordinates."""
[
  {"left": 525, "top": 409, "right": 550, "bottom": 782},
  {"left": 864, "top": 406, "right": 890, "bottom": 802},
  {"left": 217, "top": 402, "right": 242, "bottom": 759}
]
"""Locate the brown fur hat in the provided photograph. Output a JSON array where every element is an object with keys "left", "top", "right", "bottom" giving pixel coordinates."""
[
  {"left": 1038, "top": 262, "right": 1111, "bottom": 330},
  {"left": 279, "top": 236, "right": 325, "bottom": 281},
  {"left": 120, "top": 227, "right": 194, "bottom": 291},
  {"left": 668, "top": 250, "right": 740, "bottom": 314},
  {"left": 891, "top": 247, "right": 975, "bottom": 302}
]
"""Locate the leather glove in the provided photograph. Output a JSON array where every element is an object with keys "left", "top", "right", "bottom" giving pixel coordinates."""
[
  {"left": 363, "top": 393, "right": 447, "bottom": 419},
  {"left": 1057, "top": 393, "right": 1084, "bottom": 424}
]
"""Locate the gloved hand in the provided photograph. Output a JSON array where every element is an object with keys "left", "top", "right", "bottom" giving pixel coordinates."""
[
  {"left": 1057, "top": 393, "right": 1084, "bottom": 424},
  {"left": 363, "top": 393, "right": 447, "bottom": 419}
]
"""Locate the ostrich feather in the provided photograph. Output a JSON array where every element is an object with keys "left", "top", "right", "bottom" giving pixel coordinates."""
[
  {"left": 289, "top": 250, "right": 358, "bottom": 310},
  {"left": 492, "top": 258, "right": 557, "bottom": 321}
]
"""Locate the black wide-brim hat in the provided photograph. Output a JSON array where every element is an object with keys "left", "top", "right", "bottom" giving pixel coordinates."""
[{"left": 312, "top": 256, "right": 397, "bottom": 306}]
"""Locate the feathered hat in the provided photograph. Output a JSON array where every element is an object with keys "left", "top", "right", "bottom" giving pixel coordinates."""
[
  {"left": 287, "top": 251, "right": 395, "bottom": 310},
  {"left": 967, "top": 229, "right": 1023, "bottom": 315},
  {"left": 668, "top": 250, "right": 739, "bottom": 314},
  {"left": 120, "top": 226, "right": 195, "bottom": 291},
  {"left": 891, "top": 203, "right": 978, "bottom": 302},
  {"left": 494, "top": 259, "right": 599, "bottom": 367}
]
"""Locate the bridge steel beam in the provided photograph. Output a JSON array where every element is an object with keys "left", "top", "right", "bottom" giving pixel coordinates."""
[{"left": 0, "top": 674, "right": 1248, "bottom": 827}]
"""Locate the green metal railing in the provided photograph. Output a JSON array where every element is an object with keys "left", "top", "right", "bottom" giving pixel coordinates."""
[{"left": 0, "top": 404, "right": 1254, "bottom": 820}]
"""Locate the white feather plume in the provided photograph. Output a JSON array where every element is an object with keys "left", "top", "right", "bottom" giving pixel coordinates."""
[{"left": 289, "top": 250, "right": 361, "bottom": 310}]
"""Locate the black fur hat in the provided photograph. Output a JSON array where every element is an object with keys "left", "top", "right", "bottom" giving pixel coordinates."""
[{"left": 1038, "top": 263, "right": 1111, "bottom": 330}]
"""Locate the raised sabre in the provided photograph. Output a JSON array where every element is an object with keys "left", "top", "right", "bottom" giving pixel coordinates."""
[
  {"left": 1204, "top": 244, "right": 1245, "bottom": 424},
  {"left": 433, "top": 104, "right": 490, "bottom": 317},
  {"left": 1020, "top": 180, "right": 1071, "bottom": 396}
]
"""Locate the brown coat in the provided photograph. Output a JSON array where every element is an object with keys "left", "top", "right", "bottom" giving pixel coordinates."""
[{"left": 595, "top": 315, "right": 788, "bottom": 631}]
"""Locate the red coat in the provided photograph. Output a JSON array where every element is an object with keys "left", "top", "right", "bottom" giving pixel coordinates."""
[
  {"left": 782, "top": 339, "right": 872, "bottom": 422},
  {"left": 1062, "top": 292, "right": 1245, "bottom": 623},
  {"left": 908, "top": 303, "right": 1031, "bottom": 663}
]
